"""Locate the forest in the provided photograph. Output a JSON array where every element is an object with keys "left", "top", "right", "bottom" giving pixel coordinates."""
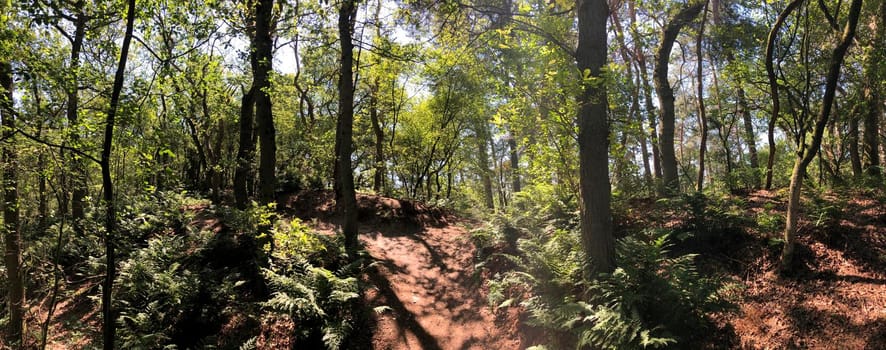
[{"left": 0, "top": 0, "right": 884, "bottom": 348}]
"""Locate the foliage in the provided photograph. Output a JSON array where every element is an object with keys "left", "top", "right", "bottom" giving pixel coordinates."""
[
  {"left": 487, "top": 230, "right": 738, "bottom": 349},
  {"left": 262, "top": 218, "right": 363, "bottom": 350}
]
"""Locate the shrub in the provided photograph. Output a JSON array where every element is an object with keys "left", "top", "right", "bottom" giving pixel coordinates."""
[
  {"left": 487, "top": 230, "right": 738, "bottom": 349},
  {"left": 262, "top": 218, "right": 364, "bottom": 350}
]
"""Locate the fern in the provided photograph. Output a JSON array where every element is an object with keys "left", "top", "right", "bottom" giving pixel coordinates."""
[{"left": 486, "top": 229, "right": 738, "bottom": 349}]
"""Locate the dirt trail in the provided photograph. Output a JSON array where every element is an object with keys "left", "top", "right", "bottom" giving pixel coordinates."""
[{"left": 361, "top": 222, "right": 522, "bottom": 350}]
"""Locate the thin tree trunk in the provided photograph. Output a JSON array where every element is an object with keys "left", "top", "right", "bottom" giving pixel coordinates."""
[
  {"left": 612, "top": 9, "right": 652, "bottom": 189},
  {"left": 863, "top": 87, "right": 881, "bottom": 180},
  {"left": 477, "top": 124, "right": 494, "bottom": 209},
  {"left": 655, "top": 1, "right": 706, "bottom": 194},
  {"left": 630, "top": 3, "right": 663, "bottom": 187},
  {"left": 369, "top": 82, "right": 385, "bottom": 192},
  {"left": 696, "top": 2, "right": 709, "bottom": 192},
  {"left": 508, "top": 132, "right": 520, "bottom": 193},
  {"left": 336, "top": 0, "right": 359, "bottom": 255},
  {"left": 576, "top": 0, "right": 615, "bottom": 275},
  {"left": 782, "top": 0, "right": 861, "bottom": 272},
  {"left": 1, "top": 34, "right": 24, "bottom": 349},
  {"left": 69, "top": 11, "right": 87, "bottom": 234},
  {"left": 765, "top": 0, "right": 805, "bottom": 190},
  {"left": 737, "top": 82, "right": 760, "bottom": 186},
  {"left": 849, "top": 105, "right": 863, "bottom": 177},
  {"left": 101, "top": 0, "right": 136, "bottom": 347}
]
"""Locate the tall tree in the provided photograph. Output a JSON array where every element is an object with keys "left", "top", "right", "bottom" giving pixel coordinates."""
[
  {"left": 1, "top": 5, "right": 24, "bottom": 344},
  {"left": 63, "top": 3, "right": 89, "bottom": 234},
  {"left": 696, "top": 2, "right": 709, "bottom": 192},
  {"left": 861, "top": 0, "right": 883, "bottom": 181},
  {"left": 654, "top": 0, "right": 706, "bottom": 194},
  {"left": 100, "top": 0, "right": 136, "bottom": 346},
  {"left": 576, "top": 0, "right": 615, "bottom": 275},
  {"left": 254, "top": 0, "right": 276, "bottom": 203},
  {"left": 335, "top": 0, "right": 359, "bottom": 254},
  {"left": 781, "top": 0, "right": 862, "bottom": 272}
]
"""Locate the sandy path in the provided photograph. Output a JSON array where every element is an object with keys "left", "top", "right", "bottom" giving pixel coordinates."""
[{"left": 361, "top": 222, "right": 522, "bottom": 350}]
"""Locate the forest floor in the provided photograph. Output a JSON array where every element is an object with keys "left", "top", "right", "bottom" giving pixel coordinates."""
[
  {"left": 286, "top": 189, "right": 886, "bottom": 350},
  {"left": 24, "top": 188, "right": 886, "bottom": 349},
  {"left": 714, "top": 190, "right": 886, "bottom": 349},
  {"left": 283, "top": 190, "right": 532, "bottom": 349}
]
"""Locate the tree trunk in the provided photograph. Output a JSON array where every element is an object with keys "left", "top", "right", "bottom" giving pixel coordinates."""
[
  {"left": 696, "top": 3, "right": 709, "bottom": 192},
  {"left": 101, "top": 0, "right": 136, "bottom": 347},
  {"left": 654, "top": 1, "right": 705, "bottom": 194},
  {"left": 69, "top": 11, "right": 87, "bottom": 234},
  {"left": 1, "top": 37, "right": 24, "bottom": 349},
  {"left": 849, "top": 105, "right": 863, "bottom": 177},
  {"left": 612, "top": 9, "right": 652, "bottom": 189},
  {"left": 737, "top": 82, "right": 760, "bottom": 186},
  {"left": 765, "top": 0, "right": 805, "bottom": 190},
  {"left": 630, "top": 3, "right": 663, "bottom": 188},
  {"left": 862, "top": 0, "right": 885, "bottom": 182},
  {"left": 782, "top": 0, "right": 861, "bottom": 272},
  {"left": 234, "top": 86, "right": 256, "bottom": 209},
  {"left": 477, "top": 123, "right": 495, "bottom": 209},
  {"left": 369, "top": 82, "right": 385, "bottom": 193},
  {"left": 576, "top": 0, "right": 615, "bottom": 275},
  {"left": 254, "top": 0, "right": 276, "bottom": 203},
  {"left": 336, "top": 0, "right": 359, "bottom": 255},
  {"left": 508, "top": 132, "right": 520, "bottom": 193}
]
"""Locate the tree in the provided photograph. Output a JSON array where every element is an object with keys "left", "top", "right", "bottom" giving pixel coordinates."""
[
  {"left": 861, "top": 0, "right": 883, "bottom": 182},
  {"left": 335, "top": 0, "right": 359, "bottom": 255},
  {"left": 254, "top": 0, "right": 276, "bottom": 203},
  {"left": 655, "top": 0, "right": 706, "bottom": 194},
  {"left": 764, "top": 0, "right": 804, "bottom": 190},
  {"left": 695, "top": 2, "right": 709, "bottom": 192},
  {"left": 1, "top": 5, "right": 24, "bottom": 345},
  {"left": 576, "top": 0, "right": 615, "bottom": 275},
  {"left": 100, "top": 0, "right": 136, "bottom": 346},
  {"left": 781, "top": 0, "right": 863, "bottom": 272}
]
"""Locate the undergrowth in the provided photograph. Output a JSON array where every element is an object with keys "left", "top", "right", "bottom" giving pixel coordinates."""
[{"left": 480, "top": 211, "right": 740, "bottom": 349}]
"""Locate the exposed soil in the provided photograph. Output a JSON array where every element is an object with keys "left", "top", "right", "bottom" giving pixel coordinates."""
[
  {"left": 285, "top": 190, "right": 530, "bottom": 350},
  {"left": 697, "top": 190, "right": 886, "bottom": 349}
]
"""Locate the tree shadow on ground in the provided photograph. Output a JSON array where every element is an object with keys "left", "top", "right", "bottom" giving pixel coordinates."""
[{"left": 365, "top": 264, "right": 444, "bottom": 350}]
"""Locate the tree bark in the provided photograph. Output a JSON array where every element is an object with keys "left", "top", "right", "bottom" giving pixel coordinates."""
[
  {"left": 234, "top": 86, "right": 256, "bottom": 209},
  {"left": 576, "top": 0, "right": 615, "bottom": 275},
  {"left": 101, "top": 0, "right": 136, "bottom": 347},
  {"left": 782, "top": 0, "right": 861, "bottom": 272},
  {"left": 654, "top": 1, "right": 705, "bottom": 194},
  {"left": 254, "top": 0, "right": 276, "bottom": 204},
  {"left": 336, "top": 0, "right": 359, "bottom": 255},
  {"left": 1, "top": 35, "right": 24, "bottom": 350}
]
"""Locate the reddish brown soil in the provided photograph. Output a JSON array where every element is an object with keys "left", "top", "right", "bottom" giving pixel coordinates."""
[
  {"left": 709, "top": 190, "right": 886, "bottom": 349},
  {"left": 287, "top": 190, "right": 528, "bottom": 349},
  {"left": 361, "top": 223, "right": 522, "bottom": 350}
]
